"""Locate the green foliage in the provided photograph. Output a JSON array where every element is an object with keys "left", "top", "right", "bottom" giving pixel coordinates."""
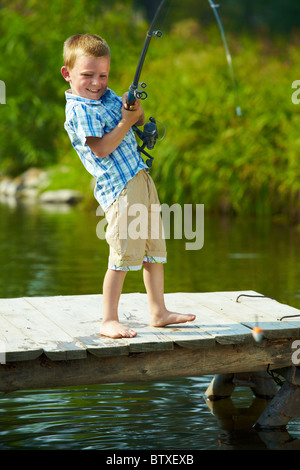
[
  {"left": 0, "top": 1, "right": 299, "bottom": 218},
  {"left": 140, "top": 25, "right": 300, "bottom": 218},
  {"left": 135, "top": 0, "right": 300, "bottom": 36},
  {"left": 0, "top": 0, "right": 142, "bottom": 173}
]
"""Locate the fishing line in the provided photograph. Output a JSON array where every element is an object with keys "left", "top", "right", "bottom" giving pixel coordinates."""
[
  {"left": 235, "top": 294, "right": 274, "bottom": 343},
  {"left": 208, "top": 0, "right": 242, "bottom": 116},
  {"left": 236, "top": 297, "right": 300, "bottom": 322}
]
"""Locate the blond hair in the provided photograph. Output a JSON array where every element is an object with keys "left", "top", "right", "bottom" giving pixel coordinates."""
[{"left": 63, "top": 34, "right": 111, "bottom": 70}]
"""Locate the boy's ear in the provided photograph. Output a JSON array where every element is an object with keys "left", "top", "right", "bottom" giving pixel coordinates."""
[{"left": 61, "top": 66, "right": 71, "bottom": 82}]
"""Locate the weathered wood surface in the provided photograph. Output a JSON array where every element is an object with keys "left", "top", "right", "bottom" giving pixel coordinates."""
[
  {"left": 0, "top": 338, "right": 296, "bottom": 392},
  {"left": 0, "top": 290, "right": 299, "bottom": 363}
]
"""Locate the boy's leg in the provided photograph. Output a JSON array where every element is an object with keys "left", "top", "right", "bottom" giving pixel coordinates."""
[
  {"left": 143, "top": 262, "right": 196, "bottom": 326},
  {"left": 100, "top": 268, "right": 137, "bottom": 338}
]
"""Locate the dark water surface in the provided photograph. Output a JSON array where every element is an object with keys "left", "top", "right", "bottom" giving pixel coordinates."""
[{"left": 0, "top": 200, "right": 300, "bottom": 450}]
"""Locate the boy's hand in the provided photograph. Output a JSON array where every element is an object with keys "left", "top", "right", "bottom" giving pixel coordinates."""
[
  {"left": 122, "top": 92, "right": 138, "bottom": 111},
  {"left": 122, "top": 92, "right": 145, "bottom": 127}
]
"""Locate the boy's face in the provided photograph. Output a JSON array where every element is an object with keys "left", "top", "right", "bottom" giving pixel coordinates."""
[{"left": 61, "top": 55, "right": 110, "bottom": 100}]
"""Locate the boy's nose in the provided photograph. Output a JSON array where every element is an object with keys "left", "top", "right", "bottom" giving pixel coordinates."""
[{"left": 91, "top": 78, "right": 100, "bottom": 86}]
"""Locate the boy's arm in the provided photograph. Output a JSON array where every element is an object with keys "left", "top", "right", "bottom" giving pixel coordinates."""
[{"left": 86, "top": 94, "right": 145, "bottom": 159}]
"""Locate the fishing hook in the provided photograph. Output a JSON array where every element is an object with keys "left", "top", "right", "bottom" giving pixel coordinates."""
[{"left": 208, "top": 0, "right": 242, "bottom": 116}]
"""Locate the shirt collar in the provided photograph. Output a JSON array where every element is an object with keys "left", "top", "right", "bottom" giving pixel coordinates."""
[{"left": 65, "top": 88, "right": 111, "bottom": 105}]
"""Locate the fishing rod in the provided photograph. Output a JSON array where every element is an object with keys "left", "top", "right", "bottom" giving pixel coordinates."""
[
  {"left": 128, "top": 0, "right": 241, "bottom": 166},
  {"left": 128, "top": 0, "right": 167, "bottom": 167},
  {"left": 127, "top": 0, "right": 167, "bottom": 106}
]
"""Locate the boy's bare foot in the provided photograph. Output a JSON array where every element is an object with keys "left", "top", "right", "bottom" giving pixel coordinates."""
[
  {"left": 150, "top": 310, "right": 196, "bottom": 328},
  {"left": 100, "top": 320, "right": 137, "bottom": 339}
]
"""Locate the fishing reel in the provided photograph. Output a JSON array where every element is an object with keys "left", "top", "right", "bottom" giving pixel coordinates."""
[{"left": 133, "top": 117, "right": 159, "bottom": 168}]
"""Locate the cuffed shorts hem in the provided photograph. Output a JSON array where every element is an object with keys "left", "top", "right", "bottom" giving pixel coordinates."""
[{"left": 108, "top": 254, "right": 167, "bottom": 272}]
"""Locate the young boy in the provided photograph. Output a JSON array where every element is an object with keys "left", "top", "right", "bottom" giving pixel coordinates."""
[{"left": 61, "top": 33, "right": 195, "bottom": 338}]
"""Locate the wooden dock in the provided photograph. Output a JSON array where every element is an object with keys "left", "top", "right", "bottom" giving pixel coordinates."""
[
  {"left": 1, "top": 289, "right": 300, "bottom": 428},
  {"left": 0, "top": 289, "right": 299, "bottom": 382}
]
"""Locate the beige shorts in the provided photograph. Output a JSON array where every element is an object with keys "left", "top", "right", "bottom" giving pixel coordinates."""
[{"left": 105, "top": 169, "right": 167, "bottom": 270}]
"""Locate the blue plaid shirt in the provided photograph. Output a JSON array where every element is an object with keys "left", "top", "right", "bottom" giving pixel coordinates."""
[{"left": 64, "top": 88, "right": 147, "bottom": 211}]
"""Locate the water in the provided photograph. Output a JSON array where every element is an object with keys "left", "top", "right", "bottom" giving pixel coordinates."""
[{"left": 0, "top": 200, "right": 300, "bottom": 450}]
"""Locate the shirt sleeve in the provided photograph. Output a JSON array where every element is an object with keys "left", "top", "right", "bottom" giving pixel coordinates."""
[{"left": 73, "top": 104, "right": 105, "bottom": 145}]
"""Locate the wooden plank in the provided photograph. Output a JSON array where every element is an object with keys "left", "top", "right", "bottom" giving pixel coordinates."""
[
  {"left": 219, "top": 291, "right": 300, "bottom": 336},
  {"left": 28, "top": 293, "right": 173, "bottom": 355},
  {"left": 0, "top": 338, "right": 295, "bottom": 392},
  {"left": 164, "top": 293, "right": 252, "bottom": 345},
  {"left": 223, "top": 290, "right": 300, "bottom": 324},
  {"left": 1, "top": 291, "right": 299, "bottom": 365},
  {"left": 0, "top": 314, "right": 42, "bottom": 362},
  {"left": 154, "top": 324, "right": 216, "bottom": 349},
  {"left": 26, "top": 295, "right": 130, "bottom": 357},
  {"left": 185, "top": 291, "right": 300, "bottom": 339},
  {"left": 27, "top": 293, "right": 217, "bottom": 352},
  {"left": 119, "top": 293, "right": 215, "bottom": 349},
  {"left": 0, "top": 298, "right": 86, "bottom": 361},
  {"left": 118, "top": 295, "right": 174, "bottom": 352}
]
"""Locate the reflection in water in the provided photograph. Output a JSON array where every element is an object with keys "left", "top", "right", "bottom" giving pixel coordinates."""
[
  {"left": 206, "top": 396, "right": 300, "bottom": 450},
  {"left": 0, "top": 380, "right": 300, "bottom": 450},
  {"left": 0, "top": 201, "right": 300, "bottom": 449}
]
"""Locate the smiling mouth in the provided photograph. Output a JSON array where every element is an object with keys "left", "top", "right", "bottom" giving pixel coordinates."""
[{"left": 87, "top": 88, "right": 100, "bottom": 94}]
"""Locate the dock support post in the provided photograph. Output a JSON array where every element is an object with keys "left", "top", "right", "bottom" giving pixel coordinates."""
[
  {"left": 204, "top": 374, "right": 235, "bottom": 401},
  {"left": 254, "top": 366, "right": 300, "bottom": 430},
  {"left": 205, "top": 371, "right": 277, "bottom": 401}
]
